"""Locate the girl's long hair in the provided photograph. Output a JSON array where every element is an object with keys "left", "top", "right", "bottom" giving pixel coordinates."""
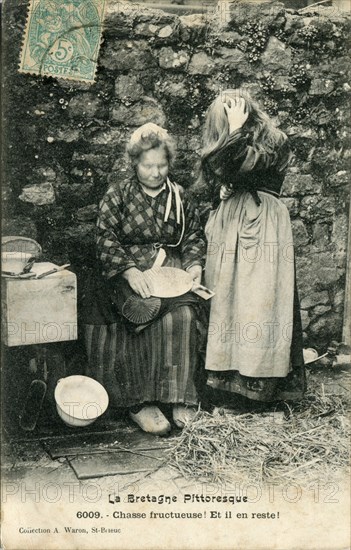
[{"left": 194, "top": 88, "right": 287, "bottom": 195}]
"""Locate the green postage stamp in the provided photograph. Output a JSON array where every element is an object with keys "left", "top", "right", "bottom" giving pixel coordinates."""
[{"left": 19, "top": 0, "right": 106, "bottom": 83}]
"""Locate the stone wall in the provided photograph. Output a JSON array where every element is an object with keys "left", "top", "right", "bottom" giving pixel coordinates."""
[{"left": 3, "top": 0, "right": 350, "bottom": 349}]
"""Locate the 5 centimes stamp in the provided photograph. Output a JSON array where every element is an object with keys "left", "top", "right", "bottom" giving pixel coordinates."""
[{"left": 19, "top": 0, "right": 106, "bottom": 83}]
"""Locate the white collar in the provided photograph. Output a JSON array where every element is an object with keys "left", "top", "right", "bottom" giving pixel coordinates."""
[{"left": 139, "top": 181, "right": 166, "bottom": 198}]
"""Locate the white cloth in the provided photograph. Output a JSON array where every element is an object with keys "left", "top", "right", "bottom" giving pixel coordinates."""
[
  {"left": 165, "top": 178, "right": 181, "bottom": 225},
  {"left": 204, "top": 191, "right": 295, "bottom": 378},
  {"left": 129, "top": 123, "right": 169, "bottom": 145}
]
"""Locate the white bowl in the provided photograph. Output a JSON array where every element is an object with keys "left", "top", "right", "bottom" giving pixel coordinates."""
[
  {"left": 2, "top": 251, "right": 34, "bottom": 274},
  {"left": 303, "top": 348, "right": 319, "bottom": 364},
  {"left": 54, "top": 375, "right": 109, "bottom": 427}
]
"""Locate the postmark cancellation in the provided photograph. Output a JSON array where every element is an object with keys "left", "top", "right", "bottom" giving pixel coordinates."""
[{"left": 19, "top": 0, "right": 106, "bottom": 83}]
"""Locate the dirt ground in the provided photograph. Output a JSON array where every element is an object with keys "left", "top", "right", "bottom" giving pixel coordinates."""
[
  {"left": 2, "top": 354, "right": 350, "bottom": 493},
  {"left": 1, "top": 349, "right": 350, "bottom": 550}
]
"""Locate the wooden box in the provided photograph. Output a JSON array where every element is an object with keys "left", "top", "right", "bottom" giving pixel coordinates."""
[{"left": 2, "top": 263, "right": 77, "bottom": 347}]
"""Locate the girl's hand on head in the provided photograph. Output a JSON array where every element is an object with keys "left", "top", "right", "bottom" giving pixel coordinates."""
[
  {"left": 220, "top": 185, "right": 233, "bottom": 201},
  {"left": 223, "top": 96, "right": 248, "bottom": 134}
]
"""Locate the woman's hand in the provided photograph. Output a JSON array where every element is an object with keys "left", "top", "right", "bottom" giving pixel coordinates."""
[
  {"left": 121, "top": 267, "right": 153, "bottom": 299},
  {"left": 220, "top": 185, "right": 233, "bottom": 201},
  {"left": 186, "top": 264, "right": 202, "bottom": 287},
  {"left": 223, "top": 96, "right": 248, "bottom": 134}
]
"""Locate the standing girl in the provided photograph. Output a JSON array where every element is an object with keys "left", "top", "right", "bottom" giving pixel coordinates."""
[{"left": 198, "top": 89, "right": 305, "bottom": 403}]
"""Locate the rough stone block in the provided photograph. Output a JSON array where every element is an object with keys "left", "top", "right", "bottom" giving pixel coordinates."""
[
  {"left": 312, "top": 221, "right": 330, "bottom": 244},
  {"left": 300, "top": 309, "right": 310, "bottom": 330},
  {"left": 134, "top": 22, "right": 164, "bottom": 37},
  {"left": 282, "top": 172, "right": 321, "bottom": 196},
  {"left": 89, "top": 127, "right": 126, "bottom": 148},
  {"left": 219, "top": 1, "right": 285, "bottom": 29},
  {"left": 133, "top": 16, "right": 180, "bottom": 41},
  {"left": 329, "top": 170, "right": 349, "bottom": 187},
  {"left": 308, "top": 312, "right": 343, "bottom": 341},
  {"left": 297, "top": 128, "right": 319, "bottom": 141},
  {"left": 296, "top": 252, "right": 343, "bottom": 293},
  {"left": 103, "top": 1, "right": 135, "bottom": 36},
  {"left": 158, "top": 47, "right": 189, "bottom": 70},
  {"left": 157, "top": 24, "right": 176, "bottom": 39},
  {"left": 217, "top": 47, "right": 246, "bottom": 68},
  {"left": 301, "top": 291, "right": 330, "bottom": 310},
  {"left": 261, "top": 37, "right": 292, "bottom": 71},
  {"left": 317, "top": 266, "right": 345, "bottom": 286},
  {"left": 273, "top": 76, "right": 296, "bottom": 93},
  {"left": 215, "top": 31, "right": 243, "bottom": 46},
  {"left": 160, "top": 80, "right": 188, "bottom": 99},
  {"left": 179, "top": 14, "right": 209, "bottom": 43},
  {"left": 291, "top": 219, "right": 310, "bottom": 247},
  {"left": 68, "top": 93, "right": 105, "bottom": 119},
  {"left": 114, "top": 75, "right": 144, "bottom": 102},
  {"left": 313, "top": 304, "right": 332, "bottom": 316},
  {"left": 280, "top": 197, "right": 300, "bottom": 217},
  {"left": 100, "top": 41, "right": 157, "bottom": 71},
  {"left": 19, "top": 183, "right": 55, "bottom": 206},
  {"left": 111, "top": 97, "right": 166, "bottom": 127},
  {"left": 134, "top": 10, "right": 176, "bottom": 27},
  {"left": 296, "top": 258, "right": 318, "bottom": 297},
  {"left": 300, "top": 196, "right": 335, "bottom": 220},
  {"left": 309, "top": 78, "right": 335, "bottom": 95},
  {"left": 56, "top": 128, "right": 81, "bottom": 143},
  {"left": 188, "top": 52, "right": 216, "bottom": 75},
  {"left": 313, "top": 251, "right": 344, "bottom": 285},
  {"left": 76, "top": 205, "right": 98, "bottom": 222},
  {"left": 285, "top": 125, "right": 303, "bottom": 137},
  {"left": 71, "top": 153, "right": 112, "bottom": 172},
  {"left": 109, "top": 161, "right": 132, "bottom": 183},
  {"left": 31, "top": 167, "right": 57, "bottom": 183}
]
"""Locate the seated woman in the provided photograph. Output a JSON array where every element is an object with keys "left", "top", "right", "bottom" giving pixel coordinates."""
[{"left": 84, "top": 123, "right": 206, "bottom": 435}]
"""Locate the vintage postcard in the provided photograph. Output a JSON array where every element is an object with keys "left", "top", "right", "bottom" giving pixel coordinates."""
[
  {"left": 19, "top": 0, "right": 106, "bottom": 82},
  {"left": 2, "top": 0, "right": 350, "bottom": 549}
]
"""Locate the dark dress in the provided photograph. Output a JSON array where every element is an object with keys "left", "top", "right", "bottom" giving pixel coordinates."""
[
  {"left": 84, "top": 175, "right": 207, "bottom": 408},
  {"left": 203, "top": 129, "right": 306, "bottom": 402}
]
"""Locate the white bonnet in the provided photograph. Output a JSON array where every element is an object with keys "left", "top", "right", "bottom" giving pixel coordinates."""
[{"left": 129, "top": 123, "right": 169, "bottom": 145}]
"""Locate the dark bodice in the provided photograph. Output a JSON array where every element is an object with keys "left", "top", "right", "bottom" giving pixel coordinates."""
[{"left": 203, "top": 129, "right": 291, "bottom": 207}]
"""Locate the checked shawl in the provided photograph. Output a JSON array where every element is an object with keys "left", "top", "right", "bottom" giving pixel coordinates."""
[{"left": 97, "top": 175, "right": 205, "bottom": 279}]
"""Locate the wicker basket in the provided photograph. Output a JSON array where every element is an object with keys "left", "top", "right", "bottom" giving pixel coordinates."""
[{"left": 2, "top": 236, "right": 42, "bottom": 274}]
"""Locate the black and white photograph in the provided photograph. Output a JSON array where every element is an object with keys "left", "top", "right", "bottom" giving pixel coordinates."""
[{"left": 1, "top": 0, "right": 350, "bottom": 548}]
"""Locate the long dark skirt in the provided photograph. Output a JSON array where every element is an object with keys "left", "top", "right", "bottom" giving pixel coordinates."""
[{"left": 85, "top": 305, "right": 205, "bottom": 408}]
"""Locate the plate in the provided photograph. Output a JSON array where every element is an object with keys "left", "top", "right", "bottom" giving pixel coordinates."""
[{"left": 144, "top": 267, "right": 193, "bottom": 298}]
